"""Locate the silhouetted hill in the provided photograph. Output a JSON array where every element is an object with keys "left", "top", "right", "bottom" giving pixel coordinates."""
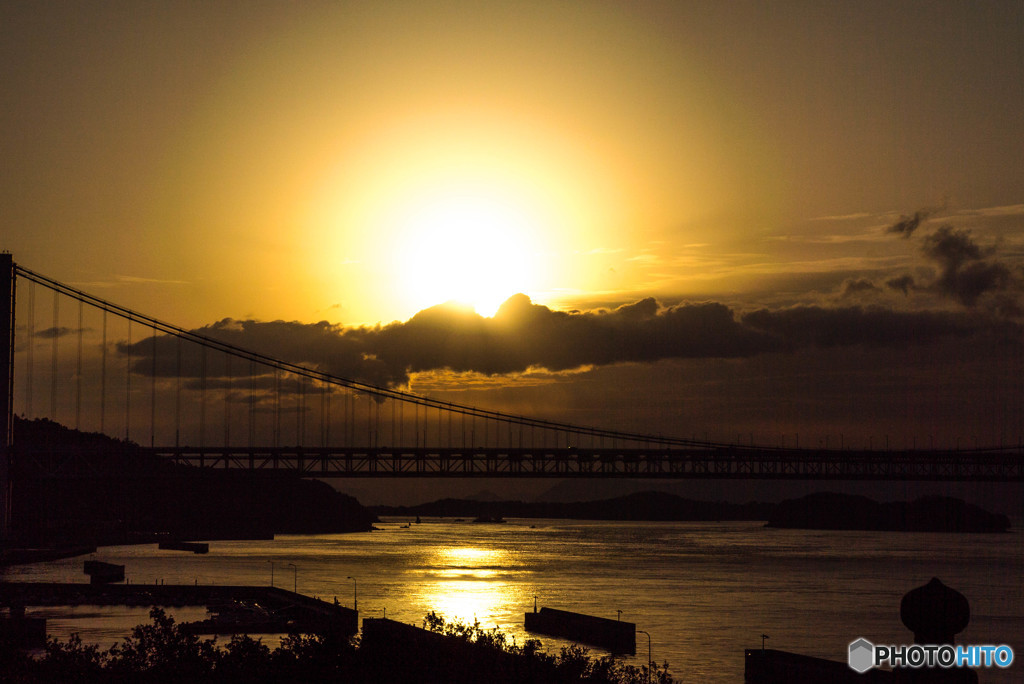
[
  {"left": 767, "top": 492, "right": 1010, "bottom": 532},
  {"left": 10, "top": 417, "right": 377, "bottom": 545},
  {"left": 373, "top": 490, "right": 773, "bottom": 521}
]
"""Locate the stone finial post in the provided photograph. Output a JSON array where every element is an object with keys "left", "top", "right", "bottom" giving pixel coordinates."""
[
  {"left": 896, "top": 578, "right": 976, "bottom": 683},
  {"left": 900, "top": 577, "right": 970, "bottom": 644}
]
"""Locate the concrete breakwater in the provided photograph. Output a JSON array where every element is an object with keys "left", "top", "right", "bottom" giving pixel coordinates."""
[{"left": 525, "top": 607, "right": 636, "bottom": 655}]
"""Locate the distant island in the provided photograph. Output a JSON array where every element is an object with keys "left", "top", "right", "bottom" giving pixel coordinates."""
[
  {"left": 375, "top": 490, "right": 1012, "bottom": 533},
  {"left": 373, "top": 490, "right": 774, "bottom": 522},
  {"left": 766, "top": 492, "right": 1011, "bottom": 533},
  {"left": 7, "top": 417, "right": 377, "bottom": 551}
]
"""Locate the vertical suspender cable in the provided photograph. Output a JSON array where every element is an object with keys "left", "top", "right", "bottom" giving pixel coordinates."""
[
  {"left": 199, "top": 344, "right": 206, "bottom": 446},
  {"left": 249, "top": 359, "right": 255, "bottom": 449},
  {"left": 25, "top": 281, "right": 34, "bottom": 419},
  {"left": 125, "top": 318, "right": 131, "bottom": 441},
  {"left": 345, "top": 390, "right": 351, "bottom": 447},
  {"left": 75, "top": 300, "right": 83, "bottom": 430},
  {"left": 274, "top": 366, "right": 280, "bottom": 448},
  {"left": 224, "top": 353, "right": 231, "bottom": 448},
  {"left": 50, "top": 289, "right": 58, "bottom": 422},
  {"left": 175, "top": 335, "right": 181, "bottom": 448},
  {"left": 150, "top": 326, "right": 156, "bottom": 447},
  {"left": 373, "top": 399, "right": 379, "bottom": 448},
  {"left": 325, "top": 381, "right": 331, "bottom": 447},
  {"left": 99, "top": 308, "right": 105, "bottom": 434}
]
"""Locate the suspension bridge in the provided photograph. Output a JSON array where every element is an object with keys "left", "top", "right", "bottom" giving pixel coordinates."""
[{"left": 2, "top": 253, "right": 1022, "bottom": 536}]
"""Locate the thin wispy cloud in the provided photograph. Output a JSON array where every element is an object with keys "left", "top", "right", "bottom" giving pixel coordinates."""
[
  {"left": 958, "top": 203, "right": 1024, "bottom": 218},
  {"left": 72, "top": 275, "right": 190, "bottom": 289},
  {"left": 808, "top": 212, "right": 873, "bottom": 222}
]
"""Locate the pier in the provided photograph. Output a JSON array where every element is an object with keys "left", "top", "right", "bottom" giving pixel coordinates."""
[{"left": 0, "top": 582, "right": 357, "bottom": 637}]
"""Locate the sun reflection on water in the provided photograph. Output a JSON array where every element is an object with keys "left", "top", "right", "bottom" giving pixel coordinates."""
[
  {"left": 424, "top": 579, "right": 514, "bottom": 624},
  {"left": 413, "top": 545, "right": 524, "bottom": 626}
]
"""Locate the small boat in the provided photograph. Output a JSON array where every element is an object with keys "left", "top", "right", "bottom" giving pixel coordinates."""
[{"left": 472, "top": 515, "right": 506, "bottom": 524}]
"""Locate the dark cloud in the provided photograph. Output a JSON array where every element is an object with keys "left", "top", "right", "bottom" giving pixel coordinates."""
[
  {"left": 886, "top": 209, "right": 934, "bottom": 238},
  {"left": 921, "top": 225, "right": 1012, "bottom": 306},
  {"left": 921, "top": 224, "right": 984, "bottom": 267},
  {"left": 119, "top": 294, "right": 1019, "bottom": 389},
  {"left": 885, "top": 274, "right": 916, "bottom": 295},
  {"left": 839, "top": 278, "right": 880, "bottom": 298},
  {"left": 34, "top": 326, "right": 77, "bottom": 339},
  {"left": 740, "top": 305, "right": 996, "bottom": 349},
  {"left": 118, "top": 319, "right": 405, "bottom": 391},
  {"left": 884, "top": 214, "right": 1020, "bottom": 308}
]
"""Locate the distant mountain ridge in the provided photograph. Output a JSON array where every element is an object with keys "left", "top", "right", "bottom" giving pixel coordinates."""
[{"left": 373, "top": 490, "right": 773, "bottom": 521}]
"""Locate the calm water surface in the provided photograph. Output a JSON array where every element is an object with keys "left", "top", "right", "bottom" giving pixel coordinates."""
[{"left": 4, "top": 519, "right": 1022, "bottom": 683}]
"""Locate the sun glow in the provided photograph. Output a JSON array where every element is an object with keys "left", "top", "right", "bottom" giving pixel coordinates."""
[
  {"left": 305, "top": 110, "right": 628, "bottom": 324},
  {"left": 393, "top": 190, "right": 542, "bottom": 317}
]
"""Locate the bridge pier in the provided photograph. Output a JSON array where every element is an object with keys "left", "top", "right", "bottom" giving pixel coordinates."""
[{"left": 1, "top": 253, "right": 14, "bottom": 541}]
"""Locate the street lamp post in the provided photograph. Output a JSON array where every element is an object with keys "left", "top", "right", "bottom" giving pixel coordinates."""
[
  {"left": 636, "top": 630, "right": 652, "bottom": 684},
  {"left": 267, "top": 560, "right": 274, "bottom": 587},
  {"left": 287, "top": 563, "right": 297, "bottom": 594},
  {"left": 346, "top": 576, "right": 358, "bottom": 611}
]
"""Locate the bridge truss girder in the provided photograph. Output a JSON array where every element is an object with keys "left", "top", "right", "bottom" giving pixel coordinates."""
[{"left": 133, "top": 446, "right": 1024, "bottom": 481}]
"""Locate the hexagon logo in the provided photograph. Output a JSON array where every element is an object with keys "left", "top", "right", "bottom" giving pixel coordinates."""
[{"left": 848, "top": 638, "right": 875, "bottom": 673}]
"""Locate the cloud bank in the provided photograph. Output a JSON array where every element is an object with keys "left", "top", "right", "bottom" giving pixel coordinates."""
[{"left": 122, "top": 294, "right": 1017, "bottom": 390}]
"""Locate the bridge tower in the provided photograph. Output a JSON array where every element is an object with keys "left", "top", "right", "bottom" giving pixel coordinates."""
[{"left": 1, "top": 252, "right": 13, "bottom": 540}]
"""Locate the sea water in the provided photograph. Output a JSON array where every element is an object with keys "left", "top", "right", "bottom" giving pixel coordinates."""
[{"left": 4, "top": 519, "right": 1022, "bottom": 682}]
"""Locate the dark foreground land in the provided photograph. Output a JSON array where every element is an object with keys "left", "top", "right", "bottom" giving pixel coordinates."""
[{"left": 0, "top": 605, "right": 673, "bottom": 684}]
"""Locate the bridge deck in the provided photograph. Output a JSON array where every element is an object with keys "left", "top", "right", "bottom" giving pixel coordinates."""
[{"left": 143, "top": 445, "right": 1024, "bottom": 480}]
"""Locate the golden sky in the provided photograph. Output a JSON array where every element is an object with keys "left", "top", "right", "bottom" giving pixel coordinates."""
[
  {"left": 5, "top": 2, "right": 1024, "bottom": 450},
  {"left": 5, "top": 2, "right": 1022, "bottom": 325}
]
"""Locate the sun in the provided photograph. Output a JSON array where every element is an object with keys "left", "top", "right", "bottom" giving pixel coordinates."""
[{"left": 393, "top": 189, "right": 541, "bottom": 317}]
